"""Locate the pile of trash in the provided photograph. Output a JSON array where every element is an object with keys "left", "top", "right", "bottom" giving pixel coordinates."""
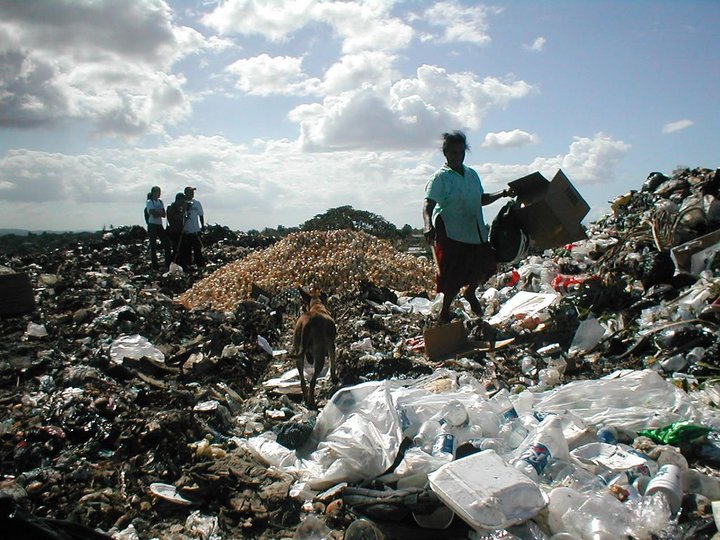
[{"left": 0, "top": 166, "right": 719, "bottom": 540}]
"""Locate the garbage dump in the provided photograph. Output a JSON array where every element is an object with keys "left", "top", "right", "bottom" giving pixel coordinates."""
[{"left": 0, "top": 166, "right": 719, "bottom": 539}]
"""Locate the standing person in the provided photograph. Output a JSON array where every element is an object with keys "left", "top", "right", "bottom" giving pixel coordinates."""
[
  {"left": 182, "top": 186, "right": 205, "bottom": 269},
  {"left": 146, "top": 186, "right": 171, "bottom": 270},
  {"left": 422, "top": 131, "right": 514, "bottom": 323},
  {"left": 166, "top": 192, "right": 187, "bottom": 266}
]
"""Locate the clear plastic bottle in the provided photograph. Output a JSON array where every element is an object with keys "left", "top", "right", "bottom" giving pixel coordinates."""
[
  {"left": 431, "top": 423, "right": 456, "bottom": 461},
  {"left": 412, "top": 419, "right": 442, "bottom": 453},
  {"left": 440, "top": 400, "right": 469, "bottom": 428},
  {"left": 491, "top": 388, "right": 530, "bottom": 449},
  {"left": 490, "top": 388, "right": 519, "bottom": 423},
  {"left": 467, "top": 437, "right": 508, "bottom": 454},
  {"left": 520, "top": 356, "right": 537, "bottom": 376},
  {"left": 512, "top": 416, "right": 568, "bottom": 482}
]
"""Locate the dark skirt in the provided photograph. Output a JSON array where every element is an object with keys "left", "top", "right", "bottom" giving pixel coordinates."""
[{"left": 433, "top": 215, "right": 497, "bottom": 294}]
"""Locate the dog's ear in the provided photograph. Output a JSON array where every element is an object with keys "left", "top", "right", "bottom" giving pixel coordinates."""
[{"left": 298, "top": 287, "right": 311, "bottom": 305}]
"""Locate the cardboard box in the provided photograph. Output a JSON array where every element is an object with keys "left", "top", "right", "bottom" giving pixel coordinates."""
[
  {"left": 670, "top": 228, "right": 720, "bottom": 274},
  {"left": 423, "top": 321, "right": 513, "bottom": 361},
  {"left": 509, "top": 169, "right": 590, "bottom": 250}
]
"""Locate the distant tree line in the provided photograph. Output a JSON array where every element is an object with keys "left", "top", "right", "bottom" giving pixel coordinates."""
[{"left": 258, "top": 205, "right": 418, "bottom": 244}]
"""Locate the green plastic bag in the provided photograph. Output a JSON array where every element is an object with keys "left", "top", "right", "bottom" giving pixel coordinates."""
[{"left": 638, "top": 421, "right": 711, "bottom": 446}]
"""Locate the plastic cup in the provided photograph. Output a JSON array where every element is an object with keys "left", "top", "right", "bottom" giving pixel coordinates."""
[{"left": 645, "top": 464, "right": 682, "bottom": 514}]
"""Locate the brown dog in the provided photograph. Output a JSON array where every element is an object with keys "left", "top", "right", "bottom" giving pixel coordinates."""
[{"left": 291, "top": 287, "right": 337, "bottom": 409}]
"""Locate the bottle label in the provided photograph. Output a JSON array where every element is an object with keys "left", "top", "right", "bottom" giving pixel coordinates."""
[
  {"left": 519, "top": 442, "right": 551, "bottom": 475},
  {"left": 626, "top": 463, "right": 651, "bottom": 483},
  {"left": 432, "top": 433, "right": 456, "bottom": 456},
  {"left": 502, "top": 407, "right": 519, "bottom": 422}
]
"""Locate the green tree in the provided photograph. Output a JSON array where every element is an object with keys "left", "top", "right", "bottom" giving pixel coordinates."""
[{"left": 300, "top": 205, "right": 400, "bottom": 239}]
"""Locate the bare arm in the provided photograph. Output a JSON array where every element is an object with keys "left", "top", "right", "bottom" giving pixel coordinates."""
[
  {"left": 423, "top": 198, "right": 437, "bottom": 244},
  {"left": 481, "top": 187, "right": 515, "bottom": 206}
]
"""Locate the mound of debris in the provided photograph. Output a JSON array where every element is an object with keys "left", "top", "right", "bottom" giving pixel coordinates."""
[
  {"left": 0, "top": 166, "right": 719, "bottom": 540},
  {"left": 177, "top": 229, "right": 435, "bottom": 311}
]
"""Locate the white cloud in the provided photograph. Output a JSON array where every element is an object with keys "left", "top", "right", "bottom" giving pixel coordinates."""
[
  {"left": 202, "top": 0, "right": 413, "bottom": 53},
  {"left": 290, "top": 64, "right": 535, "bottom": 151},
  {"left": 225, "top": 54, "right": 321, "bottom": 96},
  {"left": 531, "top": 133, "right": 631, "bottom": 185},
  {"left": 524, "top": 37, "right": 546, "bottom": 52},
  {"left": 0, "top": 132, "right": 629, "bottom": 232},
  {"left": 0, "top": 0, "right": 224, "bottom": 135},
  {"left": 322, "top": 52, "right": 400, "bottom": 94},
  {"left": 423, "top": 1, "right": 502, "bottom": 45},
  {"left": 662, "top": 119, "right": 693, "bottom": 134},
  {"left": 482, "top": 129, "right": 539, "bottom": 149},
  {"left": 201, "top": 0, "right": 316, "bottom": 41}
]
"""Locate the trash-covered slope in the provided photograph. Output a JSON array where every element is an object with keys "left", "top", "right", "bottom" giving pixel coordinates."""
[{"left": 0, "top": 166, "right": 719, "bottom": 540}]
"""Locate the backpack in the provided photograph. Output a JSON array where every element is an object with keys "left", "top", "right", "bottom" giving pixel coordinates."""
[
  {"left": 144, "top": 206, "right": 150, "bottom": 225},
  {"left": 489, "top": 200, "right": 529, "bottom": 263},
  {"left": 166, "top": 203, "right": 184, "bottom": 233}
]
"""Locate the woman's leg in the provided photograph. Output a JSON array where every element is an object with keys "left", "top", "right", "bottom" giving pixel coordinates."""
[
  {"left": 439, "top": 286, "right": 459, "bottom": 323},
  {"left": 463, "top": 282, "right": 483, "bottom": 315}
]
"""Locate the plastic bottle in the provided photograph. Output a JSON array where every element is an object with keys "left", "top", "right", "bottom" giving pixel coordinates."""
[
  {"left": 596, "top": 426, "right": 618, "bottom": 445},
  {"left": 520, "top": 356, "right": 537, "bottom": 376},
  {"left": 660, "top": 353, "right": 687, "bottom": 373},
  {"left": 412, "top": 419, "right": 442, "bottom": 453},
  {"left": 683, "top": 468, "right": 720, "bottom": 500},
  {"left": 440, "top": 400, "right": 469, "bottom": 428},
  {"left": 431, "top": 423, "right": 456, "bottom": 461},
  {"left": 466, "top": 437, "right": 508, "bottom": 454},
  {"left": 686, "top": 346, "right": 705, "bottom": 364},
  {"left": 512, "top": 416, "right": 568, "bottom": 482},
  {"left": 491, "top": 388, "right": 529, "bottom": 449},
  {"left": 490, "top": 388, "right": 519, "bottom": 423},
  {"left": 469, "top": 406, "right": 501, "bottom": 438}
]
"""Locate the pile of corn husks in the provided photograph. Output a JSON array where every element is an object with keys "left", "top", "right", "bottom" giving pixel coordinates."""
[{"left": 178, "top": 229, "right": 435, "bottom": 311}]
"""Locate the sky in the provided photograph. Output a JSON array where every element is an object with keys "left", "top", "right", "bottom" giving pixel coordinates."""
[{"left": 0, "top": 0, "right": 718, "bottom": 233}]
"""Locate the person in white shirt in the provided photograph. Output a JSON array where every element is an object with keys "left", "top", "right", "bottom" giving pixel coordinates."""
[
  {"left": 181, "top": 186, "right": 205, "bottom": 268},
  {"left": 145, "top": 186, "right": 171, "bottom": 270}
]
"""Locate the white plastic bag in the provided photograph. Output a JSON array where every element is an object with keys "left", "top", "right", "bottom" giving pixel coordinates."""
[{"left": 109, "top": 334, "right": 165, "bottom": 364}]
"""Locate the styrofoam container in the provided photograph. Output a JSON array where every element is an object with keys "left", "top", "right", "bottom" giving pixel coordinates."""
[{"left": 428, "top": 449, "right": 546, "bottom": 530}]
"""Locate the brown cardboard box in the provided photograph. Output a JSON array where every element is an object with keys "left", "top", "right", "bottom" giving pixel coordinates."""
[
  {"left": 509, "top": 169, "right": 590, "bottom": 250},
  {"left": 423, "top": 321, "right": 513, "bottom": 361}
]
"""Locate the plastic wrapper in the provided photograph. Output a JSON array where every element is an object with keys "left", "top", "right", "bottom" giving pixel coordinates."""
[
  {"left": 638, "top": 421, "right": 712, "bottom": 446},
  {"left": 109, "top": 334, "right": 165, "bottom": 364},
  {"left": 534, "top": 369, "right": 710, "bottom": 433}
]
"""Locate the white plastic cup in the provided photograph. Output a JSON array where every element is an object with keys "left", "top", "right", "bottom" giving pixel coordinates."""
[{"left": 646, "top": 464, "right": 683, "bottom": 514}]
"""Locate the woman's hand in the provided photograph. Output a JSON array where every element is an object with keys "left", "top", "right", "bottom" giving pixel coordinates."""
[{"left": 424, "top": 227, "right": 436, "bottom": 244}]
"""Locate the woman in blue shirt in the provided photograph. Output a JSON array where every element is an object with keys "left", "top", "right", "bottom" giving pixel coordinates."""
[{"left": 423, "top": 131, "right": 514, "bottom": 323}]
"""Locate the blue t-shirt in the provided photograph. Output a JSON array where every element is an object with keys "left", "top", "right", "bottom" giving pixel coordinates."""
[{"left": 425, "top": 164, "right": 488, "bottom": 244}]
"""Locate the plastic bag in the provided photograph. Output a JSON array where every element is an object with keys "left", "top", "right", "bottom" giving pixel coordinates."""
[
  {"left": 109, "top": 334, "right": 165, "bottom": 364},
  {"left": 638, "top": 421, "right": 712, "bottom": 446},
  {"left": 489, "top": 200, "right": 529, "bottom": 263}
]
